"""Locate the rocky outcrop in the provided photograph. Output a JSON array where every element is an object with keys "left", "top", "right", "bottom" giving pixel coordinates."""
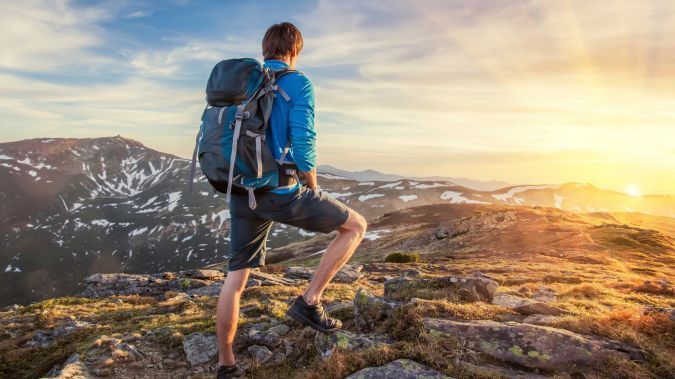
[
  {"left": 346, "top": 359, "right": 450, "bottom": 379},
  {"left": 284, "top": 264, "right": 364, "bottom": 283},
  {"left": 353, "top": 288, "right": 397, "bottom": 333},
  {"left": 424, "top": 318, "right": 644, "bottom": 373},
  {"left": 28, "top": 318, "right": 95, "bottom": 348},
  {"left": 384, "top": 273, "right": 499, "bottom": 302},
  {"left": 315, "top": 330, "right": 385, "bottom": 359},
  {"left": 493, "top": 292, "right": 565, "bottom": 316},
  {"left": 183, "top": 332, "right": 218, "bottom": 366}
]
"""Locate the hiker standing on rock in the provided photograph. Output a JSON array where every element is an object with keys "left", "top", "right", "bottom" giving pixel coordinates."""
[{"left": 200, "top": 23, "right": 368, "bottom": 378}]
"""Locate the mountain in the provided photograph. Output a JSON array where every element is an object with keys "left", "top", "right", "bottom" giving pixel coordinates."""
[
  {"left": 1, "top": 136, "right": 674, "bottom": 306},
  {"left": 1, "top": 203, "right": 672, "bottom": 378},
  {"left": 318, "top": 164, "right": 513, "bottom": 191}
]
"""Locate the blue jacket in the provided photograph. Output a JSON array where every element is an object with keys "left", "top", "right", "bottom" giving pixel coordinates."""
[{"left": 263, "top": 59, "right": 317, "bottom": 194}]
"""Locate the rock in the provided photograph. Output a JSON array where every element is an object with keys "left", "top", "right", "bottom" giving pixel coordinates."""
[
  {"left": 402, "top": 269, "right": 422, "bottom": 278},
  {"left": 267, "top": 324, "right": 290, "bottom": 336},
  {"left": 248, "top": 330, "right": 282, "bottom": 348},
  {"left": 532, "top": 287, "right": 557, "bottom": 303},
  {"left": 424, "top": 318, "right": 645, "bottom": 372},
  {"left": 346, "top": 359, "right": 449, "bottom": 379},
  {"left": 183, "top": 332, "right": 218, "bottom": 366},
  {"left": 433, "top": 227, "right": 449, "bottom": 240},
  {"left": 492, "top": 292, "right": 526, "bottom": 308},
  {"left": 284, "top": 264, "right": 364, "bottom": 283},
  {"left": 522, "top": 314, "right": 560, "bottom": 326},
  {"left": 45, "top": 353, "right": 91, "bottom": 378},
  {"left": 314, "top": 330, "right": 381, "bottom": 359},
  {"left": 246, "top": 278, "right": 263, "bottom": 287},
  {"left": 325, "top": 301, "right": 354, "bottom": 319},
  {"left": 28, "top": 319, "right": 94, "bottom": 348},
  {"left": 385, "top": 273, "right": 498, "bottom": 302},
  {"left": 635, "top": 280, "right": 674, "bottom": 296},
  {"left": 187, "top": 282, "right": 223, "bottom": 297},
  {"left": 353, "top": 288, "right": 397, "bottom": 333},
  {"left": 249, "top": 271, "right": 299, "bottom": 286},
  {"left": 514, "top": 300, "right": 564, "bottom": 316},
  {"left": 184, "top": 269, "right": 224, "bottom": 280},
  {"left": 248, "top": 345, "right": 273, "bottom": 364}
]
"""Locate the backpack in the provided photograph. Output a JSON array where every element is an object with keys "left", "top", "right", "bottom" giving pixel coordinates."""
[{"left": 188, "top": 58, "right": 297, "bottom": 209}]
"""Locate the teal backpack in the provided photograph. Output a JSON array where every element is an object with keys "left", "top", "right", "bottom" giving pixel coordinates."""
[{"left": 188, "top": 58, "right": 298, "bottom": 209}]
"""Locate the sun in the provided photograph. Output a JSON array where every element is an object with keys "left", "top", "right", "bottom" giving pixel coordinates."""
[{"left": 626, "top": 185, "right": 641, "bottom": 197}]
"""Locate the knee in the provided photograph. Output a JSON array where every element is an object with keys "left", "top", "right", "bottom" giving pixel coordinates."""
[{"left": 353, "top": 213, "right": 367, "bottom": 239}]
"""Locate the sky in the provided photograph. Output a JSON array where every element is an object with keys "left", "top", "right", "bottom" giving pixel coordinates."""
[{"left": 1, "top": 0, "right": 674, "bottom": 195}]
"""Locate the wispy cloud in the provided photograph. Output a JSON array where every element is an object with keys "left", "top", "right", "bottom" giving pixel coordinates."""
[{"left": 0, "top": 0, "right": 673, "bottom": 194}]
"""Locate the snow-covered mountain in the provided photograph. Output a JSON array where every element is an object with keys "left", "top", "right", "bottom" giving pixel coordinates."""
[{"left": 1, "top": 136, "right": 673, "bottom": 305}]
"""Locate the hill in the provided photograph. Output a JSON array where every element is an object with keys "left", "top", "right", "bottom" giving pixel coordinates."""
[
  {"left": 0, "top": 203, "right": 672, "bottom": 378},
  {"left": 1, "top": 136, "right": 674, "bottom": 306}
]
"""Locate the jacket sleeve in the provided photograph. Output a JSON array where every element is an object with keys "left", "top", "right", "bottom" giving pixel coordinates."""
[{"left": 289, "top": 76, "right": 317, "bottom": 172}]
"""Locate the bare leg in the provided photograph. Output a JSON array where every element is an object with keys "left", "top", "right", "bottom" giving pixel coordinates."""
[
  {"left": 216, "top": 268, "right": 250, "bottom": 366},
  {"left": 303, "top": 209, "right": 367, "bottom": 305}
]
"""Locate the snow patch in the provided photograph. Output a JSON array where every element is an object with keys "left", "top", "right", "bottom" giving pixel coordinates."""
[
  {"left": 92, "top": 219, "right": 113, "bottom": 227},
  {"left": 399, "top": 194, "right": 417, "bottom": 202},
  {"left": 324, "top": 191, "right": 354, "bottom": 199},
  {"left": 358, "top": 182, "right": 374, "bottom": 186},
  {"left": 413, "top": 182, "right": 451, "bottom": 189},
  {"left": 129, "top": 227, "right": 148, "bottom": 237},
  {"left": 364, "top": 229, "right": 391, "bottom": 241},
  {"left": 492, "top": 185, "right": 558, "bottom": 201},
  {"left": 167, "top": 192, "right": 181, "bottom": 212},
  {"left": 440, "top": 191, "right": 488, "bottom": 204},
  {"left": 318, "top": 173, "right": 351, "bottom": 180},
  {"left": 554, "top": 194, "right": 564, "bottom": 209},
  {"left": 0, "top": 154, "right": 13, "bottom": 160},
  {"left": 378, "top": 181, "right": 402, "bottom": 189},
  {"left": 358, "top": 194, "right": 384, "bottom": 202}
]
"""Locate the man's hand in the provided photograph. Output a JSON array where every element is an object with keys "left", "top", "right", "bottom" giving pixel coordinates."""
[{"left": 300, "top": 168, "right": 318, "bottom": 190}]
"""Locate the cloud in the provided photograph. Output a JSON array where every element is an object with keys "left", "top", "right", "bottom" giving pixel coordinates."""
[
  {"left": 0, "top": 0, "right": 110, "bottom": 72},
  {"left": 126, "top": 11, "right": 150, "bottom": 19}
]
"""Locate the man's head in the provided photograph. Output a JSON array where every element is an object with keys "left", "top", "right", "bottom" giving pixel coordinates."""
[{"left": 262, "top": 22, "right": 303, "bottom": 69}]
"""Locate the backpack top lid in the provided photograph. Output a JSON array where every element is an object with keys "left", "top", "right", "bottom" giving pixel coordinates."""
[{"left": 206, "top": 58, "right": 265, "bottom": 107}]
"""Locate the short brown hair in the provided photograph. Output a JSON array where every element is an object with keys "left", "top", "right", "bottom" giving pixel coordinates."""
[{"left": 262, "top": 22, "right": 304, "bottom": 60}]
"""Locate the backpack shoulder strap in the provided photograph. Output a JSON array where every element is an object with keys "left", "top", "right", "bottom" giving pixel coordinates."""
[{"left": 270, "top": 69, "right": 298, "bottom": 102}]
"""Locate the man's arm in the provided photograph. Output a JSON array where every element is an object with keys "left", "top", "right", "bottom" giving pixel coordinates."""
[{"left": 289, "top": 76, "right": 317, "bottom": 189}]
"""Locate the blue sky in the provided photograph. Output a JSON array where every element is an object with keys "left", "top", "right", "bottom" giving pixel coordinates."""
[{"left": 1, "top": 0, "right": 674, "bottom": 194}]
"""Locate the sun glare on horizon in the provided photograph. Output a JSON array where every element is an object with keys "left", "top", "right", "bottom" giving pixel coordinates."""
[{"left": 626, "top": 185, "right": 641, "bottom": 197}]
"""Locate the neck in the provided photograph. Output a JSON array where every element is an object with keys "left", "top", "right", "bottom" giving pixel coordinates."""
[{"left": 270, "top": 56, "right": 294, "bottom": 69}]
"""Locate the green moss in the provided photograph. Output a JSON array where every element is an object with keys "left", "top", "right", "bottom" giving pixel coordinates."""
[
  {"left": 508, "top": 345, "right": 523, "bottom": 356},
  {"left": 384, "top": 252, "right": 420, "bottom": 263}
]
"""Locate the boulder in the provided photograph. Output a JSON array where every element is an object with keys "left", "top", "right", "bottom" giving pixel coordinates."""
[
  {"left": 532, "top": 287, "right": 557, "bottom": 303},
  {"left": 248, "top": 345, "right": 273, "bottom": 364},
  {"left": 353, "top": 288, "right": 397, "bottom": 333},
  {"left": 183, "top": 269, "right": 224, "bottom": 280},
  {"left": 28, "top": 318, "right": 95, "bottom": 348},
  {"left": 523, "top": 314, "right": 560, "bottom": 326},
  {"left": 346, "top": 359, "right": 450, "bottom": 379},
  {"left": 248, "top": 330, "right": 282, "bottom": 348},
  {"left": 284, "top": 264, "right": 364, "bottom": 283},
  {"left": 514, "top": 300, "right": 564, "bottom": 316},
  {"left": 492, "top": 292, "right": 525, "bottom": 308},
  {"left": 384, "top": 273, "right": 498, "bottom": 302},
  {"left": 267, "top": 324, "right": 290, "bottom": 336},
  {"left": 424, "top": 318, "right": 644, "bottom": 372},
  {"left": 249, "top": 271, "right": 299, "bottom": 286},
  {"left": 183, "top": 332, "right": 218, "bottom": 366},
  {"left": 433, "top": 227, "right": 449, "bottom": 240},
  {"left": 314, "top": 330, "right": 381, "bottom": 359},
  {"left": 187, "top": 282, "right": 223, "bottom": 297}
]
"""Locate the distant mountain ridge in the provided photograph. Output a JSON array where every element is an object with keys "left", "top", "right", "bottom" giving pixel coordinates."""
[
  {"left": 1, "top": 136, "right": 674, "bottom": 305},
  {"left": 317, "top": 164, "right": 514, "bottom": 191}
]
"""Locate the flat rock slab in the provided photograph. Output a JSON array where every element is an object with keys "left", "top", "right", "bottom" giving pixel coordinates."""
[
  {"left": 183, "top": 332, "right": 218, "bottom": 366},
  {"left": 514, "top": 300, "right": 564, "bottom": 316},
  {"left": 284, "top": 264, "right": 364, "bottom": 283},
  {"left": 346, "top": 359, "right": 451, "bottom": 379},
  {"left": 424, "top": 318, "right": 643, "bottom": 373}
]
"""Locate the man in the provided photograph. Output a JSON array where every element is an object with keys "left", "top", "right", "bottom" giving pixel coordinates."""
[{"left": 215, "top": 22, "right": 368, "bottom": 378}]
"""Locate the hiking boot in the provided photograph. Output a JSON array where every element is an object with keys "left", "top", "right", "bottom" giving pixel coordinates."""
[
  {"left": 285, "top": 295, "right": 342, "bottom": 333},
  {"left": 216, "top": 363, "right": 244, "bottom": 378}
]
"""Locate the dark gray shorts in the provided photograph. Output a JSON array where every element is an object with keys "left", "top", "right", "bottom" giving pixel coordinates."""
[{"left": 227, "top": 187, "right": 350, "bottom": 271}]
